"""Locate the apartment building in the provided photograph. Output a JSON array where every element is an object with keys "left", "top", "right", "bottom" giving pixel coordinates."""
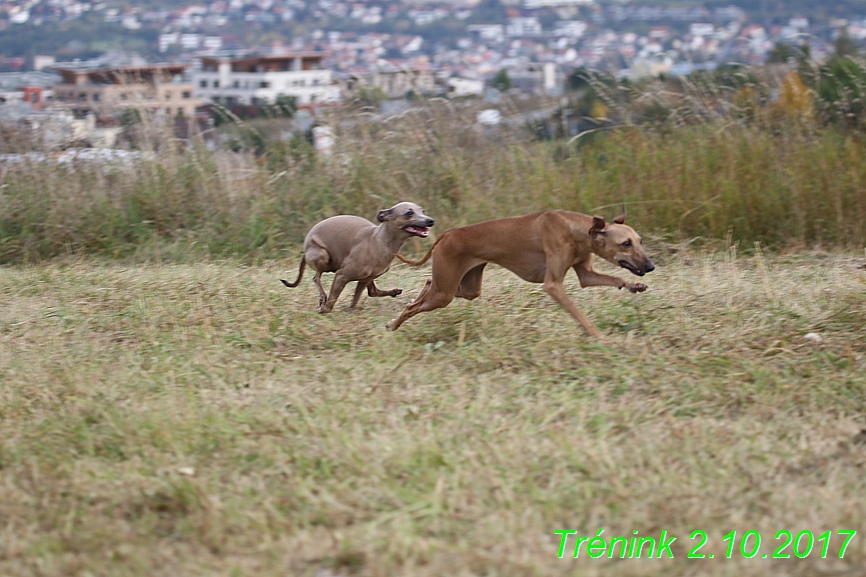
[
  {"left": 349, "top": 64, "right": 437, "bottom": 99},
  {"left": 193, "top": 53, "right": 340, "bottom": 107},
  {"left": 52, "top": 64, "right": 203, "bottom": 119}
]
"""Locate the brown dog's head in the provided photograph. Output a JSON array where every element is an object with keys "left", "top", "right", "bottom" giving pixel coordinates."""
[
  {"left": 377, "top": 202, "right": 435, "bottom": 238},
  {"left": 588, "top": 208, "right": 654, "bottom": 276}
]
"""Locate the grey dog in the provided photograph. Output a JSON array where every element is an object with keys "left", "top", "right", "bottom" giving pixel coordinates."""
[{"left": 281, "top": 202, "right": 435, "bottom": 312}]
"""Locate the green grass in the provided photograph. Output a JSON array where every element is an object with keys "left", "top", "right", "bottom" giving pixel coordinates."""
[
  {"left": 1, "top": 250, "right": 865, "bottom": 576},
  {"left": 3, "top": 115, "right": 866, "bottom": 264}
]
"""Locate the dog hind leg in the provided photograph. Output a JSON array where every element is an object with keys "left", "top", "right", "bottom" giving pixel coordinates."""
[
  {"left": 455, "top": 264, "right": 486, "bottom": 300},
  {"left": 350, "top": 281, "right": 369, "bottom": 308},
  {"left": 367, "top": 280, "right": 402, "bottom": 298}
]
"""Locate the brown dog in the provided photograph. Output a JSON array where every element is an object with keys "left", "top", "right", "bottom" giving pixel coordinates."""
[
  {"left": 386, "top": 209, "right": 653, "bottom": 336},
  {"left": 282, "top": 202, "right": 434, "bottom": 312}
]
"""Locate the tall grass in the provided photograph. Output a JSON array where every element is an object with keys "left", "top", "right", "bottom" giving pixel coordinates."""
[{"left": 2, "top": 101, "right": 866, "bottom": 264}]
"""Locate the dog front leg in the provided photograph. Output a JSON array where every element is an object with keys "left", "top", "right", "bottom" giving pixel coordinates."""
[
  {"left": 574, "top": 265, "right": 647, "bottom": 293},
  {"left": 541, "top": 278, "right": 601, "bottom": 337},
  {"left": 320, "top": 272, "right": 351, "bottom": 313}
]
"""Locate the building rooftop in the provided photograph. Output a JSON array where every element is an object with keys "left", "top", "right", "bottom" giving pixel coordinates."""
[
  {"left": 53, "top": 64, "right": 191, "bottom": 85},
  {"left": 0, "top": 71, "right": 61, "bottom": 90}
]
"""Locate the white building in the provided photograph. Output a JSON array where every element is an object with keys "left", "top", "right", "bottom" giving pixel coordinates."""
[
  {"left": 506, "top": 17, "right": 542, "bottom": 37},
  {"left": 524, "top": 0, "right": 593, "bottom": 8},
  {"left": 468, "top": 24, "right": 505, "bottom": 44},
  {"left": 160, "top": 34, "right": 223, "bottom": 53},
  {"left": 447, "top": 77, "right": 484, "bottom": 97},
  {"left": 193, "top": 53, "right": 340, "bottom": 106},
  {"left": 690, "top": 23, "right": 714, "bottom": 37},
  {"left": 553, "top": 20, "right": 588, "bottom": 38}
]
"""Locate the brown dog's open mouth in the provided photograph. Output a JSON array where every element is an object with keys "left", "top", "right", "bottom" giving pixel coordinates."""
[
  {"left": 618, "top": 260, "right": 645, "bottom": 276},
  {"left": 404, "top": 226, "right": 430, "bottom": 237}
]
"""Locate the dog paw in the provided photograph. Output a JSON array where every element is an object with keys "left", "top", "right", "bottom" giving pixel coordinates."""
[
  {"left": 627, "top": 283, "right": 648, "bottom": 293},
  {"left": 390, "top": 289, "right": 403, "bottom": 297}
]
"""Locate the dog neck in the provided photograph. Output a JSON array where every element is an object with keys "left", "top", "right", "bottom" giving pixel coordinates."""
[{"left": 372, "top": 222, "right": 407, "bottom": 255}]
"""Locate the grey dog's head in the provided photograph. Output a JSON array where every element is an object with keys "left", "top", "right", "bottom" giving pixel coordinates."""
[
  {"left": 588, "top": 209, "right": 655, "bottom": 276},
  {"left": 377, "top": 202, "right": 435, "bottom": 238}
]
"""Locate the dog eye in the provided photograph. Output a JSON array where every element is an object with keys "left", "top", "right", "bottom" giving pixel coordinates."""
[
  {"left": 621, "top": 240, "right": 632, "bottom": 247},
  {"left": 406, "top": 210, "right": 414, "bottom": 216}
]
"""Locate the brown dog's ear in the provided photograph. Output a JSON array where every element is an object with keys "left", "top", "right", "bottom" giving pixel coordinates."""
[
  {"left": 589, "top": 215, "right": 606, "bottom": 238},
  {"left": 613, "top": 205, "right": 626, "bottom": 225},
  {"left": 376, "top": 209, "right": 392, "bottom": 223}
]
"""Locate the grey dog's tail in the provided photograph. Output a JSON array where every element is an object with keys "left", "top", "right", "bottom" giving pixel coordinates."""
[{"left": 280, "top": 258, "right": 306, "bottom": 288}]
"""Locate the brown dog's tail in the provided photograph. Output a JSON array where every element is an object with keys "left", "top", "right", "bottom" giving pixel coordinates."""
[
  {"left": 396, "top": 236, "right": 444, "bottom": 266},
  {"left": 280, "top": 258, "right": 306, "bottom": 288}
]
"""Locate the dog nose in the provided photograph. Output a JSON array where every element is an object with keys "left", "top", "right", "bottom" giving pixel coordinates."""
[
  {"left": 426, "top": 218, "right": 435, "bottom": 226},
  {"left": 645, "top": 261, "right": 655, "bottom": 273}
]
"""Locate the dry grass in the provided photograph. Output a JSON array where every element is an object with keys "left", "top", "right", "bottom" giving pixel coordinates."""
[
  {"left": 1, "top": 249, "right": 866, "bottom": 577},
  {"left": 3, "top": 112, "right": 866, "bottom": 264}
]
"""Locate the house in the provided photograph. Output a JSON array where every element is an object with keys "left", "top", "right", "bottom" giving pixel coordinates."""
[
  {"left": 193, "top": 53, "right": 340, "bottom": 106},
  {"left": 345, "top": 62, "right": 438, "bottom": 98},
  {"left": 553, "top": 20, "right": 588, "bottom": 39},
  {"left": 506, "top": 17, "right": 542, "bottom": 38},
  {"left": 446, "top": 76, "right": 484, "bottom": 97},
  {"left": 0, "top": 71, "right": 58, "bottom": 109},
  {"left": 52, "top": 63, "right": 203, "bottom": 120},
  {"left": 502, "top": 62, "right": 560, "bottom": 95}
]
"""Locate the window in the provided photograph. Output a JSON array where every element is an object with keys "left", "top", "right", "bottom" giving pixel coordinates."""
[
  {"left": 165, "top": 92, "right": 172, "bottom": 101},
  {"left": 213, "top": 80, "right": 219, "bottom": 88},
  {"left": 30, "top": 92, "right": 39, "bottom": 104},
  {"left": 312, "top": 79, "right": 320, "bottom": 86},
  {"left": 166, "top": 108, "right": 171, "bottom": 115},
  {"left": 259, "top": 81, "right": 270, "bottom": 88},
  {"left": 178, "top": 108, "right": 184, "bottom": 116},
  {"left": 199, "top": 80, "right": 207, "bottom": 88},
  {"left": 93, "top": 93, "right": 101, "bottom": 101},
  {"left": 233, "top": 80, "right": 240, "bottom": 88},
  {"left": 212, "top": 96, "right": 221, "bottom": 103},
  {"left": 182, "top": 91, "right": 191, "bottom": 99},
  {"left": 78, "top": 93, "right": 87, "bottom": 101}
]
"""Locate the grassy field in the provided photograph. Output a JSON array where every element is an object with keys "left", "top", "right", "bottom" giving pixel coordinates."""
[
  {"left": 1, "top": 248, "right": 865, "bottom": 576},
  {"left": 3, "top": 120, "right": 866, "bottom": 264}
]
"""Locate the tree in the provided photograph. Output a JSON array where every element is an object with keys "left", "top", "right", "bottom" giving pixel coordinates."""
[
  {"left": 494, "top": 68, "right": 511, "bottom": 92},
  {"left": 566, "top": 67, "right": 592, "bottom": 91},
  {"left": 275, "top": 94, "right": 297, "bottom": 117},
  {"left": 834, "top": 28, "right": 859, "bottom": 58},
  {"left": 766, "top": 42, "right": 805, "bottom": 64}
]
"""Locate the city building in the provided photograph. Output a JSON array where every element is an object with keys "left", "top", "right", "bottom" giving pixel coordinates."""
[
  {"left": 193, "top": 53, "right": 340, "bottom": 107},
  {"left": 506, "top": 17, "right": 543, "bottom": 38},
  {"left": 52, "top": 64, "right": 203, "bottom": 119},
  {"left": 0, "top": 71, "right": 58, "bottom": 110},
  {"left": 363, "top": 64, "right": 437, "bottom": 99}
]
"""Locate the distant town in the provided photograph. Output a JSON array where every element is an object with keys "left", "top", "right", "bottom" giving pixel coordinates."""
[{"left": 0, "top": 0, "right": 864, "bottom": 146}]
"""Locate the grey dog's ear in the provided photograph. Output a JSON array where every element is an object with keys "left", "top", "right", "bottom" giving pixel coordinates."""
[
  {"left": 376, "top": 209, "right": 392, "bottom": 223},
  {"left": 589, "top": 215, "right": 606, "bottom": 238},
  {"left": 613, "top": 205, "right": 626, "bottom": 225}
]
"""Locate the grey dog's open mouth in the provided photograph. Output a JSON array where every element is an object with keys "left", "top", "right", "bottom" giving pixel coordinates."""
[
  {"left": 404, "top": 226, "right": 430, "bottom": 237},
  {"left": 618, "top": 260, "right": 645, "bottom": 276}
]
